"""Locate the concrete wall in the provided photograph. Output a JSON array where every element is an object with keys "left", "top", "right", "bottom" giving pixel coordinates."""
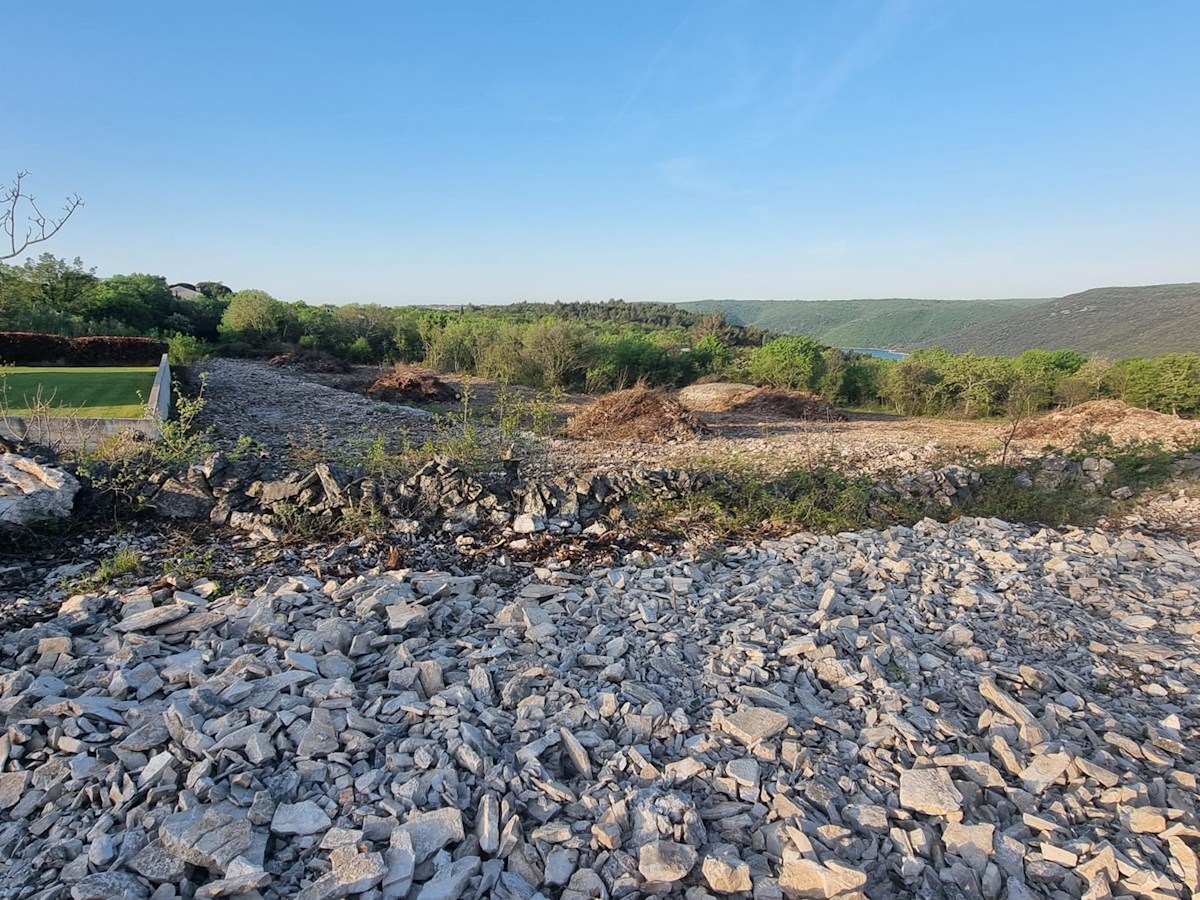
[{"left": 1, "top": 354, "right": 172, "bottom": 451}]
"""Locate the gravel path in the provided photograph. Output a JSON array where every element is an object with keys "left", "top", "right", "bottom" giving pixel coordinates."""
[{"left": 194, "top": 359, "right": 434, "bottom": 468}]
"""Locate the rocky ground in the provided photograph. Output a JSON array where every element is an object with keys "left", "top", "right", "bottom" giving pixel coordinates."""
[
  {"left": 203, "top": 360, "right": 1200, "bottom": 481},
  {"left": 2, "top": 361, "right": 1199, "bottom": 899},
  {"left": 1, "top": 515, "right": 1199, "bottom": 899}
]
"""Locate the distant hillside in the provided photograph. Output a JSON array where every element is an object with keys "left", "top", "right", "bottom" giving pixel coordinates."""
[
  {"left": 923, "top": 284, "right": 1200, "bottom": 358},
  {"left": 679, "top": 298, "right": 1042, "bottom": 349}
]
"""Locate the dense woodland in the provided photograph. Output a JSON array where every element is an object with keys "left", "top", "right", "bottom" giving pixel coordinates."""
[{"left": 2, "top": 254, "right": 1198, "bottom": 417}]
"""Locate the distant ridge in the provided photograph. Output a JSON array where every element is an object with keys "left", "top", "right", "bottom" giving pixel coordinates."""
[
  {"left": 678, "top": 297, "right": 1043, "bottom": 349},
  {"left": 920, "top": 283, "right": 1200, "bottom": 358}
]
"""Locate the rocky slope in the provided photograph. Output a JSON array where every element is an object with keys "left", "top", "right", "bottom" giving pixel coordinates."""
[{"left": 1, "top": 517, "right": 1198, "bottom": 899}]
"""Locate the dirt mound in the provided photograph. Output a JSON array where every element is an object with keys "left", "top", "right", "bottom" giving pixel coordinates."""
[
  {"left": 566, "top": 384, "right": 708, "bottom": 443},
  {"left": 677, "top": 382, "right": 758, "bottom": 411},
  {"left": 678, "top": 382, "right": 847, "bottom": 421},
  {"left": 368, "top": 365, "right": 458, "bottom": 404},
  {"left": 1013, "top": 400, "right": 1200, "bottom": 448},
  {"left": 268, "top": 350, "right": 352, "bottom": 374}
]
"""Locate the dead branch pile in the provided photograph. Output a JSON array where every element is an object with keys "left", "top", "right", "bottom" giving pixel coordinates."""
[
  {"left": 565, "top": 384, "right": 708, "bottom": 443},
  {"left": 268, "top": 350, "right": 352, "bottom": 374},
  {"left": 368, "top": 365, "right": 459, "bottom": 404}
]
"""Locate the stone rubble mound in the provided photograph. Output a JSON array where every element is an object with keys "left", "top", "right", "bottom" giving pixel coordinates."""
[
  {"left": 880, "top": 465, "right": 981, "bottom": 509},
  {"left": 1, "top": 517, "right": 1198, "bottom": 898},
  {"left": 148, "top": 454, "right": 716, "bottom": 543}
]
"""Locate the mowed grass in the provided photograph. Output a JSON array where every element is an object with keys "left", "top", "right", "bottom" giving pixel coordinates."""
[{"left": 0, "top": 367, "right": 156, "bottom": 417}]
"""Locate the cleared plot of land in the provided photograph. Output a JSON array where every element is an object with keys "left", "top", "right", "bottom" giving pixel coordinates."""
[{"left": 0, "top": 366, "right": 155, "bottom": 417}]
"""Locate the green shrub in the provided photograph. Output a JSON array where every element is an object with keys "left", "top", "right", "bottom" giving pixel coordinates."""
[{"left": 166, "top": 332, "right": 208, "bottom": 366}]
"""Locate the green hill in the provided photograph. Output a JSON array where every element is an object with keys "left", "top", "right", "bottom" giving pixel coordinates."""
[
  {"left": 923, "top": 284, "right": 1200, "bottom": 358},
  {"left": 679, "top": 298, "right": 1042, "bottom": 349}
]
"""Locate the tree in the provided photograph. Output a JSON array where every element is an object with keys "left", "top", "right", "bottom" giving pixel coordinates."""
[
  {"left": 196, "top": 281, "right": 232, "bottom": 300},
  {"left": 1153, "top": 354, "right": 1200, "bottom": 415},
  {"left": 524, "top": 320, "right": 590, "bottom": 388},
  {"left": 219, "top": 289, "right": 286, "bottom": 343},
  {"left": 85, "top": 274, "right": 173, "bottom": 331},
  {"left": 2, "top": 172, "right": 83, "bottom": 261},
  {"left": 748, "top": 336, "right": 827, "bottom": 390},
  {"left": 879, "top": 359, "right": 941, "bottom": 415}
]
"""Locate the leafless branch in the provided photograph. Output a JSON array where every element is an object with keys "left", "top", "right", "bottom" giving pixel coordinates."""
[{"left": 1, "top": 171, "right": 84, "bottom": 261}]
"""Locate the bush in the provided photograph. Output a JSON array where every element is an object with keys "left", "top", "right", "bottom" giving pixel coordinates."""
[
  {"left": 68, "top": 336, "right": 167, "bottom": 365},
  {"left": 748, "top": 336, "right": 827, "bottom": 390},
  {"left": 0, "top": 332, "right": 166, "bottom": 365},
  {"left": 0, "top": 331, "right": 73, "bottom": 365},
  {"left": 167, "top": 333, "right": 209, "bottom": 366}
]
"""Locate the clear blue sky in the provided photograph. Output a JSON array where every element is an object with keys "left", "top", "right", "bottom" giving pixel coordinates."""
[{"left": 7, "top": 1, "right": 1198, "bottom": 304}]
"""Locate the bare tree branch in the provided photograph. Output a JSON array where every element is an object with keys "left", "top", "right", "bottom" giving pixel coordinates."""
[{"left": 1, "top": 170, "right": 84, "bottom": 261}]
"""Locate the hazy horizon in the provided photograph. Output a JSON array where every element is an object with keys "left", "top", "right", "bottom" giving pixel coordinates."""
[{"left": 7, "top": 1, "right": 1199, "bottom": 305}]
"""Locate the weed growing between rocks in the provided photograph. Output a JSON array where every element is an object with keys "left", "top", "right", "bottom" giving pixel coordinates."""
[
  {"left": 287, "top": 377, "right": 559, "bottom": 486},
  {"left": 77, "top": 381, "right": 214, "bottom": 517},
  {"left": 635, "top": 438, "right": 1200, "bottom": 545},
  {"left": 60, "top": 544, "right": 142, "bottom": 593},
  {"left": 634, "top": 465, "right": 903, "bottom": 544}
]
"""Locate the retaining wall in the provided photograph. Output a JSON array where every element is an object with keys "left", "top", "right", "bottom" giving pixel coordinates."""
[{"left": 1, "top": 354, "right": 171, "bottom": 451}]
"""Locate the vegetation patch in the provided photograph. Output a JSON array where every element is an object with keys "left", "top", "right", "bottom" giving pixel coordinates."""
[
  {"left": 634, "top": 466, "right": 893, "bottom": 542},
  {"left": 566, "top": 384, "right": 707, "bottom": 443},
  {"left": 1, "top": 366, "right": 156, "bottom": 417}
]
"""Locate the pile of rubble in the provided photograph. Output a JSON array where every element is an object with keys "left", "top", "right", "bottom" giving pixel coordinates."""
[
  {"left": 148, "top": 453, "right": 716, "bottom": 543},
  {"left": 880, "top": 465, "right": 982, "bottom": 509},
  {"left": 1, "top": 516, "right": 1198, "bottom": 898}
]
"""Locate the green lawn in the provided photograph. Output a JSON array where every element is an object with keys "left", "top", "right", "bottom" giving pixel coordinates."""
[{"left": 0, "top": 367, "right": 157, "bottom": 417}]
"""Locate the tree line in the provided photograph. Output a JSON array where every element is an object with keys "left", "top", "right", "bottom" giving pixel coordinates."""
[{"left": 2, "top": 253, "right": 1196, "bottom": 416}]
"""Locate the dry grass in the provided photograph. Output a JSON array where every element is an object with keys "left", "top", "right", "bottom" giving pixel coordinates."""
[
  {"left": 368, "top": 365, "right": 458, "bottom": 404},
  {"left": 565, "top": 384, "right": 708, "bottom": 443}
]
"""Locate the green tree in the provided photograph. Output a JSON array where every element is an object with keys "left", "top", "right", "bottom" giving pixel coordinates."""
[
  {"left": 524, "top": 320, "right": 591, "bottom": 388},
  {"left": 749, "top": 336, "right": 827, "bottom": 390},
  {"left": 219, "top": 289, "right": 287, "bottom": 343},
  {"left": 880, "top": 359, "right": 942, "bottom": 415},
  {"left": 86, "top": 273, "right": 174, "bottom": 331},
  {"left": 195, "top": 281, "right": 232, "bottom": 300},
  {"left": 817, "top": 348, "right": 847, "bottom": 402},
  {"left": 1153, "top": 354, "right": 1200, "bottom": 415}
]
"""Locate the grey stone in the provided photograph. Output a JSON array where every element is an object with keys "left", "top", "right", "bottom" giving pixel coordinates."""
[{"left": 271, "top": 800, "right": 332, "bottom": 836}]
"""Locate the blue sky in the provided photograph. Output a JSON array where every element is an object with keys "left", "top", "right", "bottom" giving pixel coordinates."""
[{"left": 6, "top": 1, "right": 1198, "bottom": 304}]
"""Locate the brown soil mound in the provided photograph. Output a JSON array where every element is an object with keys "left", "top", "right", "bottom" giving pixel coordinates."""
[
  {"left": 566, "top": 385, "right": 708, "bottom": 443},
  {"left": 1013, "top": 400, "right": 1200, "bottom": 448},
  {"left": 268, "top": 350, "right": 352, "bottom": 374},
  {"left": 678, "top": 382, "right": 847, "bottom": 421},
  {"left": 368, "top": 365, "right": 458, "bottom": 404}
]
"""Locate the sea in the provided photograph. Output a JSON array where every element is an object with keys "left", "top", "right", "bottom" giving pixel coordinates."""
[{"left": 844, "top": 348, "right": 906, "bottom": 360}]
